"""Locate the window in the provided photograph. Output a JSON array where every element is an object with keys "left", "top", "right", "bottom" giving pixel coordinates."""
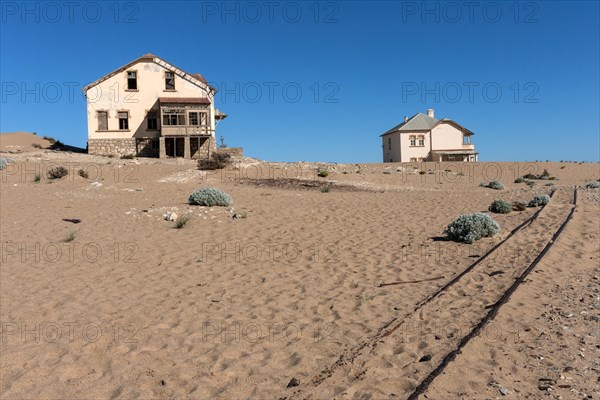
[
  {"left": 118, "top": 111, "right": 129, "bottom": 130},
  {"left": 162, "top": 109, "right": 186, "bottom": 126},
  {"left": 409, "top": 136, "right": 416, "bottom": 146},
  {"left": 418, "top": 135, "right": 425, "bottom": 146},
  {"left": 165, "top": 71, "right": 175, "bottom": 90},
  {"left": 97, "top": 111, "right": 108, "bottom": 130},
  {"left": 188, "top": 111, "right": 208, "bottom": 126},
  {"left": 410, "top": 157, "right": 417, "bottom": 162},
  {"left": 147, "top": 111, "right": 158, "bottom": 130},
  {"left": 388, "top": 137, "right": 391, "bottom": 150},
  {"left": 127, "top": 71, "right": 137, "bottom": 90}
]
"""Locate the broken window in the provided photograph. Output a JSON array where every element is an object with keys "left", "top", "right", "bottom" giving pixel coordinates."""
[
  {"left": 127, "top": 71, "right": 137, "bottom": 90},
  {"left": 147, "top": 111, "right": 158, "bottom": 130},
  {"left": 97, "top": 111, "right": 108, "bottom": 130},
  {"left": 118, "top": 111, "right": 129, "bottom": 130},
  {"left": 165, "top": 71, "right": 175, "bottom": 90},
  {"left": 189, "top": 112, "right": 198, "bottom": 126}
]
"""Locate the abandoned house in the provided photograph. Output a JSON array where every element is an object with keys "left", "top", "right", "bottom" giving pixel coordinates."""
[
  {"left": 381, "top": 109, "right": 478, "bottom": 162},
  {"left": 83, "top": 53, "right": 227, "bottom": 158}
]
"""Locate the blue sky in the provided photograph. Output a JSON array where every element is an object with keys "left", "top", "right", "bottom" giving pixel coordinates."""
[{"left": 1, "top": 1, "right": 599, "bottom": 162}]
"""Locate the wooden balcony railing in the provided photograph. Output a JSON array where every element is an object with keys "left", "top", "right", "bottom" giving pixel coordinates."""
[{"left": 161, "top": 125, "right": 214, "bottom": 136}]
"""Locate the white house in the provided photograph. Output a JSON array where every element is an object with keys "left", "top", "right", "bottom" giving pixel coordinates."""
[
  {"left": 381, "top": 109, "right": 478, "bottom": 162},
  {"left": 83, "top": 53, "right": 227, "bottom": 158}
]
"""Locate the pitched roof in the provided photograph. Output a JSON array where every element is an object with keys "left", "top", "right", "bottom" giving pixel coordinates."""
[
  {"left": 82, "top": 54, "right": 213, "bottom": 95},
  {"left": 381, "top": 113, "right": 474, "bottom": 136},
  {"left": 381, "top": 113, "right": 439, "bottom": 136},
  {"left": 159, "top": 97, "right": 211, "bottom": 105}
]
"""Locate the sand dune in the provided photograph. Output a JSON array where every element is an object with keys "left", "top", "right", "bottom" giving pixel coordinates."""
[{"left": 1, "top": 133, "right": 599, "bottom": 399}]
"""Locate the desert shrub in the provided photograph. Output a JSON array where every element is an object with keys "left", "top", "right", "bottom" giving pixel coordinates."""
[
  {"left": 528, "top": 194, "right": 551, "bottom": 207},
  {"left": 320, "top": 186, "right": 331, "bottom": 193},
  {"left": 121, "top": 154, "right": 135, "bottom": 159},
  {"left": 489, "top": 199, "right": 512, "bottom": 214},
  {"left": 445, "top": 213, "right": 500, "bottom": 244},
  {"left": 32, "top": 143, "right": 43, "bottom": 149},
  {"left": 47, "top": 166, "right": 68, "bottom": 180},
  {"left": 317, "top": 169, "right": 329, "bottom": 178},
  {"left": 481, "top": 180, "right": 504, "bottom": 190},
  {"left": 545, "top": 182, "right": 554, "bottom": 186},
  {"left": 188, "top": 187, "right": 232, "bottom": 206},
  {"left": 514, "top": 177, "right": 525, "bottom": 183},
  {"left": 175, "top": 214, "right": 191, "bottom": 229},
  {"left": 64, "top": 229, "right": 78, "bottom": 242},
  {"left": 419, "top": 170, "right": 426, "bottom": 175},
  {"left": 526, "top": 180, "right": 536, "bottom": 188},
  {"left": 197, "top": 153, "right": 233, "bottom": 170},
  {"left": 78, "top": 169, "right": 89, "bottom": 179},
  {"left": 0, "top": 158, "right": 8, "bottom": 170},
  {"left": 586, "top": 181, "right": 600, "bottom": 189}
]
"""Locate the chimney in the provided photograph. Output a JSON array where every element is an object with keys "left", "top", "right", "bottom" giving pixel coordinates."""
[
  {"left": 404, "top": 115, "right": 408, "bottom": 123},
  {"left": 427, "top": 109, "right": 434, "bottom": 118}
]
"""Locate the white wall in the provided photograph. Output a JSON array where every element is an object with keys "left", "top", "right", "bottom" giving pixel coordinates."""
[
  {"left": 85, "top": 61, "right": 214, "bottom": 140},
  {"left": 430, "top": 122, "right": 465, "bottom": 150}
]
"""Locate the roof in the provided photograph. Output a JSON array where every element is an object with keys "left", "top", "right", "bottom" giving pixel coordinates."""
[
  {"left": 381, "top": 113, "right": 474, "bottom": 136},
  {"left": 82, "top": 54, "right": 214, "bottom": 96},
  {"left": 159, "top": 97, "right": 211, "bottom": 105},
  {"left": 381, "top": 113, "right": 439, "bottom": 136}
]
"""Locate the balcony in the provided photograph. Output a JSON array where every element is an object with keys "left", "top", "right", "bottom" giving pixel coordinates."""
[
  {"left": 161, "top": 125, "right": 214, "bottom": 137},
  {"left": 462, "top": 144, "right": 475, "bottom": 150}
]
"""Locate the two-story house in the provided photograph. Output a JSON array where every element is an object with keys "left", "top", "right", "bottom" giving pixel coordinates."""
[
  {"left": 381, "top": 109, "right": 478, "bottom": 162},
  {"left": 83, "top": 53, "right": 227, "bottom": 159}
]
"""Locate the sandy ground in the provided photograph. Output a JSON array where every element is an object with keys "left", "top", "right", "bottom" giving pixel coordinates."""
[{"left": 1, "top": 133, "right": 598, "bottom": 399}]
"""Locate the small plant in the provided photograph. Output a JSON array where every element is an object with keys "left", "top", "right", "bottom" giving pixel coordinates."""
[
  {"left": 481, "top": 180, "right": 504, "bottom": 190},
  {"left": 32, "top": 143, "right": 43, "bottom": 149},
  {"left": 560, "top": 166, "right": 566, "bottom": 169},
  {"left": 544, "top": 182, "right": 554, "bottom": 186},
  {"left": 514, "top": 177, "right": 525, "bottom": 183},
  {"left": 78, "top": 169, "right": 89, "bottom": 179},
  {"left": 197, "top": 153, "right": 233, "bottom": 170},
  {"left": 528, "top": 194, "right": 551, "bottom": 207},
  {"left": 585, "top": 181, "right": 600, "bottom": 189},
  {"left": 445, "top": 213, "right": 500, "bottom": 244},
  {"left": 317, "top": 170, "right": 329, "bottom": 178},
  {"left": 0, "top": 158, "right": 8, "bottom": 170},
  {"left": 320, "top": 186, "right": 331, "bottom": 193},
  {"left": 419, "top": 170, "right": 426, "bottom": 175},
  {"left": 189, "top": 187, "right": 232, "bottom": 206},
  {"left": 34, "top": 174, "right": 41, "bottom": 183},
  {"left": 47, "top": 166, "right": 68, "bottom": 180},
  {"left": 175, "top": 214, "right": 191, "bottom": 229},
  {"left": 121, "top": 154, "right": 135, "bottom": 159},
  {"left": 526, "top": 180, "right": 536, "bottom": 188},
  {"left": 42, "top": 136, "right": 56, "bottom": 143},
  {"left": 489, "top": 199, "right": 512, "bottom": 214},
  {"left": 64, "top": 229, "right": 78, "bottom": 242}
]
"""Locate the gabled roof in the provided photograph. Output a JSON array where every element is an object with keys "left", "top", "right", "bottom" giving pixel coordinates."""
[
  {"left": 381, "top": 113, "right": 474, "bottom": 136},
  {"left": 159, "top": 97, "right": 211, "bottom": 105},
  {"left": 82, "top": 53, "right": 214, "bottom": 96},
  {"left": 381, "top": 113, "right": 439, "bottom": 136}
]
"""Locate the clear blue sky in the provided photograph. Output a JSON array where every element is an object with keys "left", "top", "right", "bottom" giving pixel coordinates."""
[{"left": 1, "top": 1, "right": 599, "bottom": 162}]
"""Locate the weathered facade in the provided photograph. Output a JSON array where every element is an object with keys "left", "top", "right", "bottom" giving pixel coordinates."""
[
  {"left": 83, "top": 54, "right": 227, "bottom": 158},
  {"left": 381, "top": 109, "right": 478, "bottom": 163}
]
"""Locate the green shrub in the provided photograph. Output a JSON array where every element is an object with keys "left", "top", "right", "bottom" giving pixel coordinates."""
[
  {"left": 64, "top": 229, "right": 78, "bottom": 242},
  {"left": 586, "top": 181, "right": 600, "bottom": 189},
  {"left": 189, "top": 187, "right": 232, "bottom": 206},
  {"left": 317, "top": 170, "right": 329, "bottom": 178},
  {"left": 489, "top": 199, "right": 512, "bottom": 214},
  {"left": 197, "top": 153, "right": 233, "bottom": 170},
  {"left": 528, "top": 194, "right": 551, "bottom": 207},
  {"left": 320, "top": 186, "right": 331, "bottom": 193},
  {"left": 514, "top": 177, "right": 525, "bottom": 183},
  {"left": 175, "top": 214, "right": 191, "bottom": 229},
  {"left": 419, "top": 170, "right": 426, "bottom": 175},
  {"left": 481, "top": 180, "right": 504, "bottom": 190},
  {"left": 445, "top": 213, "right": 500, "bottom": 244},
  {"left": 34, "top": 174, "right": 41, "bottom": 183},
  {"left": 47, "top": 166, "right": 68, "bottom": 180},
  {"left": 0, "top": 158, "right": 8, "bottom": 170},
  {"left": 526, "top": 180, "right": 536, "bottom": 188},
  {"left": 78, "top": 169, "right": 89, "bottom": 179}
]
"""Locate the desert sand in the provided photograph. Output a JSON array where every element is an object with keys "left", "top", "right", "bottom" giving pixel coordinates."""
[{"left": 1, "top": 132, "right": 598, "bottom": 399}]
